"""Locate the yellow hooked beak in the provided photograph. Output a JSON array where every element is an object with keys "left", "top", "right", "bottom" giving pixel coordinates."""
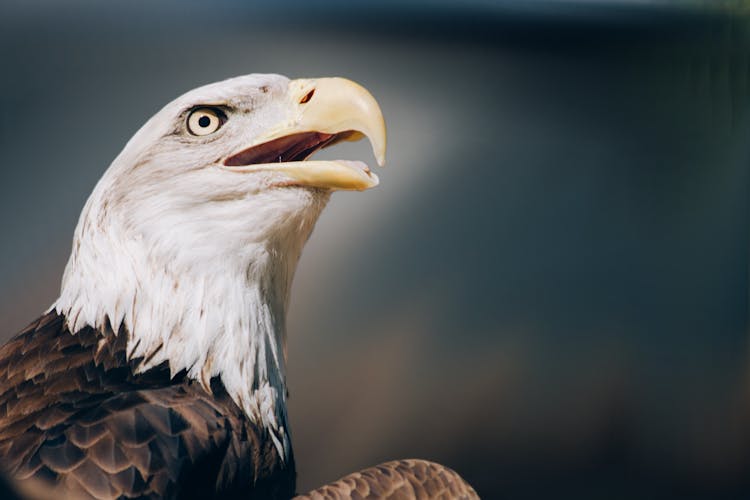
[{"left": 223, "top": 77, "right": 386, "bottom": 191}]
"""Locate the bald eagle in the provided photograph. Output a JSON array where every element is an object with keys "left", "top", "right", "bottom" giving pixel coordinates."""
[{"left": 0, "top": 74, "right": 477, "bottom": 499}]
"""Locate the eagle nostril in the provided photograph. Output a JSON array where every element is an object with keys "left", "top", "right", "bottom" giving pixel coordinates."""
[{"left": 299, "top": 89, "right": 315, "bottom": 104}]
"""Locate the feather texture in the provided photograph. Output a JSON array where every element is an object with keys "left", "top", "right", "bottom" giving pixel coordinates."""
[
  {"left": 0, "top": 312, "right": 294, "bottom": 499},
  {"left": 295, "top": 459, "right": 479, "bottom": 499}
]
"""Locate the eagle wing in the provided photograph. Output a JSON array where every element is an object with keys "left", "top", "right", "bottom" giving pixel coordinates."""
[
  {"left": 0, "top": 313, "right": 293, "bottom": 499},
  {"left": 295, "top": 459, "right": 478, "bottom": 499}
]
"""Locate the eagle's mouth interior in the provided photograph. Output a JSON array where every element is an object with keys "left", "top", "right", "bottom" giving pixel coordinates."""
[{"left": 223, "top": 131, "right": 357, "bottom": 167}]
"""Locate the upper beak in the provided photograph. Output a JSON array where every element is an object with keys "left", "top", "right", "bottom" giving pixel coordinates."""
[{"left": 223, "top": 77, "right": 387, "bottom": 191}]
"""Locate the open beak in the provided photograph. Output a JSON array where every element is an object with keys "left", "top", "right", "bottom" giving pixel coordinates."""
[{"left": 223, "top": 77, "right": 386, "bottom": 191}]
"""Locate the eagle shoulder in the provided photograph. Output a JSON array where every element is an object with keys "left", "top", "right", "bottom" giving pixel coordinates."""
[
  {"left": 0, "top": 312, "right": 294, "bottom": 499},
  {"left": 294, "top": 459, "right": 479, "bottom": 500}
]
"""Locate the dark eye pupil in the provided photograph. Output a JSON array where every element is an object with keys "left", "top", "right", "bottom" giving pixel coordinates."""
[{"left": 198, "top": 116, "right": 211, "bottom": 128}]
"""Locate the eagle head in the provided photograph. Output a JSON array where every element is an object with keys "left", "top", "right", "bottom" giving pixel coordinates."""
[{"left": 53, "top": 74, "right": 386, "bottom": 457}]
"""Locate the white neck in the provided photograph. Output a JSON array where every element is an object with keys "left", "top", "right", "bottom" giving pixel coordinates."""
[{"left": 54, "top": 178, "right": 329, "bottom": 462}]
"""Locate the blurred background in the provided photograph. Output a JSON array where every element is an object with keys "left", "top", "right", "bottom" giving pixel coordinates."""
[{"left": 1, "top": 1, "right": 749, "bottom": 498}]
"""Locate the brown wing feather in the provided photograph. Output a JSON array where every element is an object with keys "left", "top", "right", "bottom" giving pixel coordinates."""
[
  {"left": 0, "top": 312, "right": 294, "bottom": 499},
  {"left": 295, "top": 459, "right": 479, "bottom": 500}
]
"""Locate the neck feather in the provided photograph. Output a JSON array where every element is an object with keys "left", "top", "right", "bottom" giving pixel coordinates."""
[{"left": 54, "top": 188, "right": 329, "bottom": 462}]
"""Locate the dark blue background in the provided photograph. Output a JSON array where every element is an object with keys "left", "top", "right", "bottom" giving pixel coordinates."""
[{"left": 1, "top": 2, "right": 748, "bottom": 498}]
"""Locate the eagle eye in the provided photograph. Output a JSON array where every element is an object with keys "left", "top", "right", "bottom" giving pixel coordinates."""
[{"left": 187, "top": 107, "right": 224, "bottom": 136}]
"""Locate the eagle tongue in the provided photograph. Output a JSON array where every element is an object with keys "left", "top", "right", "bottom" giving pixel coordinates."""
[{"left": 224, "top": 132, "right": 335, "bottom": 166}]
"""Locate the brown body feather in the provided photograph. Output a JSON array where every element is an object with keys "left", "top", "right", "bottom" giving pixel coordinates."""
[
  {"left": 0, "top": 313, "right": 477, "bottom": 499},
  {"left": 295, "top": 460, "right": 478, "bottom": 500},
  {"left": 0, "top": 312, "right": 294, "bottom": 499}
]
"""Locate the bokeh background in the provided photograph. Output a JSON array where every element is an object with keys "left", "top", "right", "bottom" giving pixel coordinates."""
[{"left": 1, "top": 1, "right": 749, "bottom": 498}]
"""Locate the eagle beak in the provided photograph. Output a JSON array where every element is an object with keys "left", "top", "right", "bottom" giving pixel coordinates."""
[{"left": 223, "top": 77, "right": 387, "bottom": 191}]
